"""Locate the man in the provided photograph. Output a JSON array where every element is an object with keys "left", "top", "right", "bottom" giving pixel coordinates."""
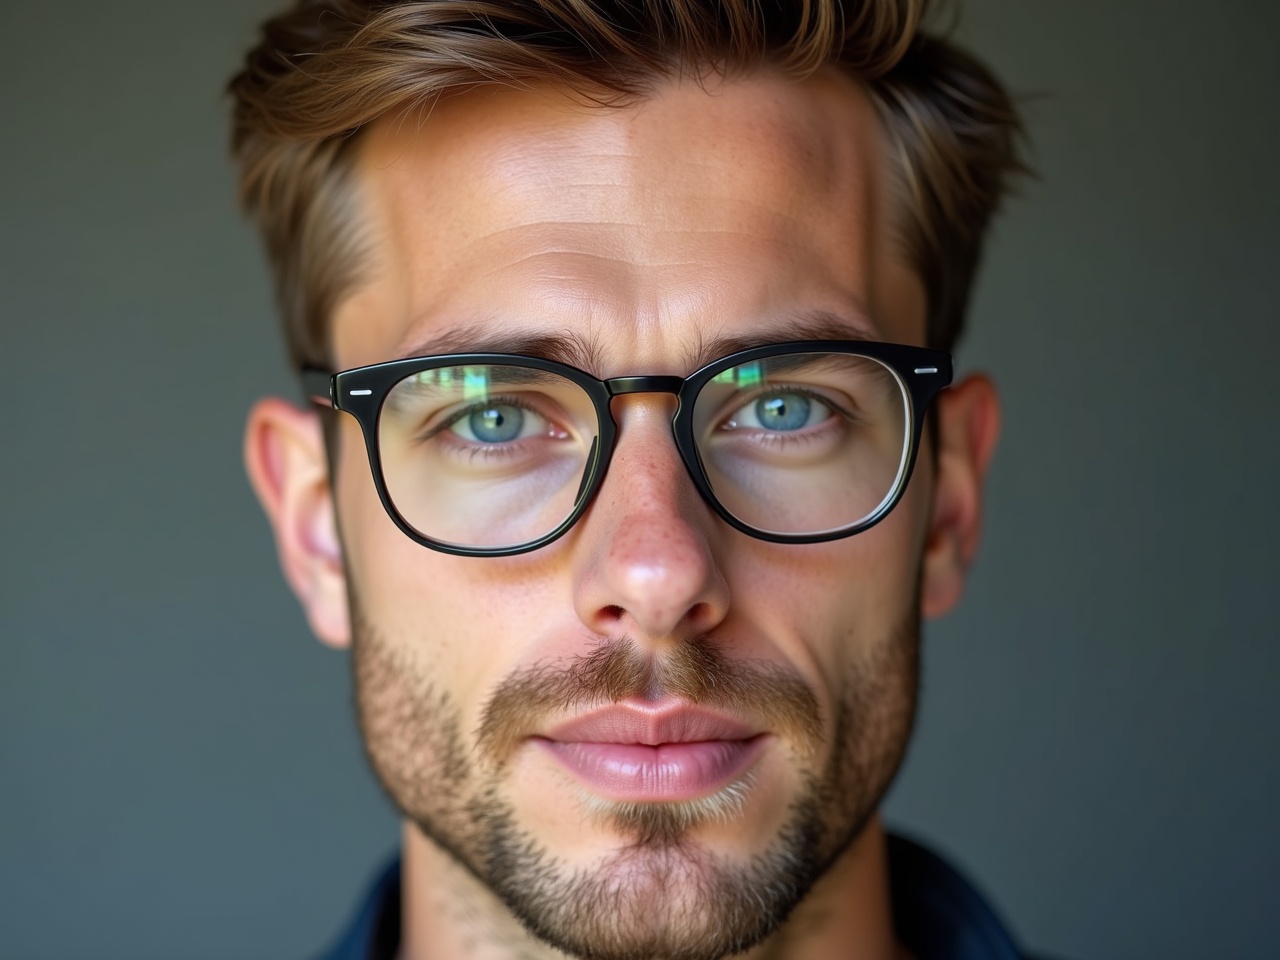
[{"left": 229, "top": 1, "right": 1027, "bottom": 958}]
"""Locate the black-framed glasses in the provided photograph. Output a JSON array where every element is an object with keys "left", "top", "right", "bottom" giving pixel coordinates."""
[{"left": 303, "top": 340, "right": 952, "bottom": 556}]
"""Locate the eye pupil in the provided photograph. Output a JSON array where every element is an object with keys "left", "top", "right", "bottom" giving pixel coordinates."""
[
  {"left": 756, "top": 393, "right": 810, "bottom": 431},
  {"left": 470, "top": 404, "right": 523, "bottom": 442}
]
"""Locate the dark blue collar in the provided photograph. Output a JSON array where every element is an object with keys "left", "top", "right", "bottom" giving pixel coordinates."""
[
  {"left": 886, "top": 833, "right": 1026, "bottom": 960},
  {"left": 321, "top": 832, "right": 1027, "bottom": 960}
]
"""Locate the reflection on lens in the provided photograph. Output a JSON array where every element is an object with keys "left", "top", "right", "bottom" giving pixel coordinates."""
[
  {"left": 693, "top": 353, "right": 910, "bottom": 535},
  {"left": 377, "top": 365, "right": 599, "bottom": 549}
]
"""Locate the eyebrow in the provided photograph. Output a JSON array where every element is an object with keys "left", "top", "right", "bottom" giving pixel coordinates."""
[
  {"left": 392, "top": 309, "right": 878, "bottom": 376},
  {"left": 685, "top": 311, "right": 877, "bottom": 370},
  {"left": 395, "top": 324, "right": 603, "bottom": 371}
]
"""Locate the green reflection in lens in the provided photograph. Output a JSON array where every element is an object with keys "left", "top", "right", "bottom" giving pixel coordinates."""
[
  {"left": 711, "top": 361, "right": 762, "bottom": 388},
  {"left": 411, "top": 368, "right": 459, "bottom": 389},
  {"left": 463, "top": 367, "right": 489, "bottom": 400}
]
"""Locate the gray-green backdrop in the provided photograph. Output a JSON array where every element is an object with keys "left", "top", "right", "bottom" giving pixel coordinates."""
[{"left": 2, "top": 1, "right": 1277, "bottom": 957}]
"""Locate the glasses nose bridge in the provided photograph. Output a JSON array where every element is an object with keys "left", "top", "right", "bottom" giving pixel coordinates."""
[
  {"left": 604, "top": 375, "right": 686, "bottom": 398},
  {"left": 596, "top": 373, "right": 706, "bottom": 512},
  {"left": 601, "top": 375, "right": 689, "bottom": 440},
  {"left": 596, "top": 374, "right": 695, "bottom": 487},
  {"left": 600, "top": 373, "right": 690, "bottom": 451}
]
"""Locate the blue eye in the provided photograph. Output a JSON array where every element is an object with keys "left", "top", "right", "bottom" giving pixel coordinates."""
[
  {"left": 721, "top": 391, "right": 839, "bottom": 435},
  {"left": 455, "top": 403, "right": 526, "bottom": 443},
  {"left": 720, "top": 389, "right": 834, "bottom": 434},
  {"left": 755, "top": 394, "right": 811, "bottom": 431}
]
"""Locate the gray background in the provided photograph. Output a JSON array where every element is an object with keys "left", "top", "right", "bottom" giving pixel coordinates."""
[{"left": 2, "top": 1, "right": 1277, "bottom": 957}]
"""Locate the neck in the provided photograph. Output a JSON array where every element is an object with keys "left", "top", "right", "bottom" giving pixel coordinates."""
[{"left": 399, "top": 815, "right": 903, "bottom": 960}]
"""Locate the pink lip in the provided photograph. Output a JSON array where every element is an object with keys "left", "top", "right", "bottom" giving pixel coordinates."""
[{"left": 534, "top": 702, "right": 767, "bottom": 801}]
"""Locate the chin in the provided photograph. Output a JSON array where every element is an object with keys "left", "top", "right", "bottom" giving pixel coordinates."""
[{"left": 485, "top": 809, "right": 821, "bottom": 960}]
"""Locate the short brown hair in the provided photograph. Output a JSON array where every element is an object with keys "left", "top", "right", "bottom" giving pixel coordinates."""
[{"left": 229, "top": 0, "right": 1025, "bottom": 369}]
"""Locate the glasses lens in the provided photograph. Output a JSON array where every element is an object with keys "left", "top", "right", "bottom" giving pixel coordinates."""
[
  {"left": 692, "top": 352, "right": 911, "bottom": 536},
  {"left": 377, "top": 364, "right": 600, "bottom": 550}
]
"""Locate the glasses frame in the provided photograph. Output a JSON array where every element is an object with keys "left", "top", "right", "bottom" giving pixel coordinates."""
[{"left": 302, "top": 340, "right": 953, "bottom": 557}]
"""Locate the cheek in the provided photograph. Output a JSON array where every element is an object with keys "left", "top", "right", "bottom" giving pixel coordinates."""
[
  {"left": 718, "top": 470, "right": 929, "bottom": 703},
  {"left": 334, "top": 429, "right": 512, "bottom": 720},
  {"left": 333, "top": 420, "right": 596, "bottom": 735},
  {"left": 850, "top": 464, "right": 932, "bottom": 622}
]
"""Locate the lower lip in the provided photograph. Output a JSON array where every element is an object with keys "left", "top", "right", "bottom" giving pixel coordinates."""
[{"left": 534, "top": 736, "right": 767, "bottom": 801}]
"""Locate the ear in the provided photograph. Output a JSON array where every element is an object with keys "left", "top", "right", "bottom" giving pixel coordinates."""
[
  {"left": 244, "top": 398, "right": 351, "bottom": 648},
  {"left": 920, "top": 374, "right": 1001, "bottom": 619}
]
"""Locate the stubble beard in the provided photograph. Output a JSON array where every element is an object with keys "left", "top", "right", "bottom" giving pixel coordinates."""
[{"left": 350, "top": 594, "right": 920, "bottom": 960}]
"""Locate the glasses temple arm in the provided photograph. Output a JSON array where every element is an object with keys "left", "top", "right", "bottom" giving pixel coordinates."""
[{"left": 300, "top": 367, "right": 336, "bottom": 408}]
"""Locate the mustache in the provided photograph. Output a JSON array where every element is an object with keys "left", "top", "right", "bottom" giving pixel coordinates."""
[{"left": 476, "top": 636, "right": 823, "bottom": 766}]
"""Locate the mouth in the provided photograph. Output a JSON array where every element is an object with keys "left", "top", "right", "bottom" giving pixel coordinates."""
[{"left": 532, "top": 701, "right": 768, "bottom": 802}]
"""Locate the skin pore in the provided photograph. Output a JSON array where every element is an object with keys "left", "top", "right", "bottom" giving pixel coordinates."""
[{"left": 246, "top": 67, "right": 1000, "bottom": 960}]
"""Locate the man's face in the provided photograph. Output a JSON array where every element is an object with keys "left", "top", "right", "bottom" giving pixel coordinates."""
[{"left": 267, "top": 69, "right": 978, "bottom": 960}]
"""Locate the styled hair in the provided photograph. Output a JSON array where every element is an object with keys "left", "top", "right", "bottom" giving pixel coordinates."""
[{"left": 229, "top": 0, "right": 1025, "bottom": 369}]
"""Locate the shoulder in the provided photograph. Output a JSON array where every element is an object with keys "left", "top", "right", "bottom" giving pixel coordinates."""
[
  {"left": 887, "top": 832, "right": 1063, "bottom": 960},
  {"left": 314, "top": 856, "right": 401, "bottom": 960}
]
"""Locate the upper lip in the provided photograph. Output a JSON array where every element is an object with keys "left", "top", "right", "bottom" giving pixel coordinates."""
[{"left": 541, "top": 702, "right": 761, "bottom": 745}]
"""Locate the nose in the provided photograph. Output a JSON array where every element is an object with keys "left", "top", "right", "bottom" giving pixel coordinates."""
[{"left": 571, "top": 397, "right": 731, "bottom": 647}]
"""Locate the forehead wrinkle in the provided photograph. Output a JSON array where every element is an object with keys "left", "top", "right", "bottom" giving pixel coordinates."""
[
  {"left": 475, "top": 243, "right": 640, "bottom": 317},
  {"left": 462, "top": 213, "right": 853, "bottom": 283},
  {"left": 480, "top": 88, "right": 858, "bottom": 216}
]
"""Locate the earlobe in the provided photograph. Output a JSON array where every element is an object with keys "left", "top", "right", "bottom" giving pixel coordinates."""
[
  {"left": 920, "top": 374, "right": 1001, "bottom": 620},
  {"left": 244, "top": 398, "right": 351, "bottom": 648}
]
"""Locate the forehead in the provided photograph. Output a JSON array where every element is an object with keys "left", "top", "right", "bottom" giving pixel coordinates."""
[{"left": 334, "top": 69, "right": 922, "bottom": 372}]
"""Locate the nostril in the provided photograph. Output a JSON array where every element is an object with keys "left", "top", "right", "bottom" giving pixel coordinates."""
[
  {"left": 601, "top": 604, "right": 626, "bottom": 622},
  {"left": 687, "top": 601, "right": 715, "bottom": 626}
]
